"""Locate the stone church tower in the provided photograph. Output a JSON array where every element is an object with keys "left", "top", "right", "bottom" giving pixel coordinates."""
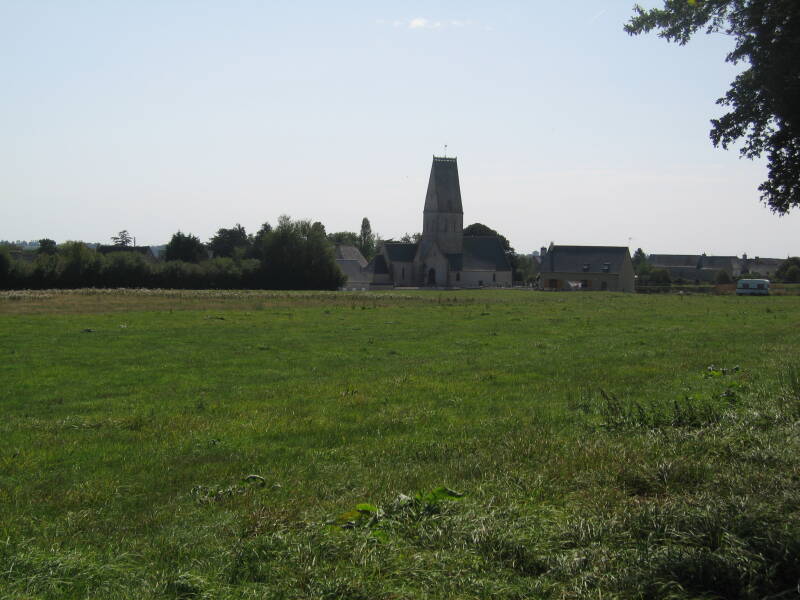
[
  {"left": 334, "top": 155, "right": 512, "bottom": 289},
  {"left": 422, "top": 156, "right": 463, "bottom": 254}
]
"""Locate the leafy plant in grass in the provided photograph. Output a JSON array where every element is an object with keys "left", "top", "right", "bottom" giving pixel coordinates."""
[{"left": 332, "top": 487, "right": 466, "bottom": 531}]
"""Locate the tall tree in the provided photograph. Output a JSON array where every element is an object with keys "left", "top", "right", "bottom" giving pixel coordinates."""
[
  {"left": 208, "top": 224, "right": 250, "bottom": 258},
  {"left": 358, "top": 218, "right": 376, "bottom": 260},
  {"left": 111, "top": 230, "right": 133, "bottom": 246},
  {"left": 164, "top": 231, "right": 207, "bottom": 263},
  {"left": 256, "top": 216, "right": 344, "bottom": 289},
  {"left": 0, "top": 246, "right": 11, "bottom": 287},
  {"left": 632, "top": 248, "right": 650, "bottom": 275},
  {"left": 626, "top": 0, "right": 800, "bottom": 213},
  {"left": 37, "top": 238, "right": 57, "bottom": 255}
]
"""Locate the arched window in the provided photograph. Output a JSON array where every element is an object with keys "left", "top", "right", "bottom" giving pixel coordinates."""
[{"left": 401, "top": 267, "right": 405, "bottom": 280}]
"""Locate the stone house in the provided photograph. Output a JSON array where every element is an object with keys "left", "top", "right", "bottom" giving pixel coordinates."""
[{"left": 539, "top": 245, "right": 635, "bottom": 292}]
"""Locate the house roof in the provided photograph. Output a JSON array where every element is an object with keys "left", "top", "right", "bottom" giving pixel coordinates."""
[
  {"left": 700, "top": 256, "right": 740, "bottom": 270},
  {"left": 462, "top": 236, "right": 511, "bottom": 271},
  {"left": 366, "top": 254, "right": 389, "bottom": 275},
  {"left": 648, "top": 254, "right": 702, "bottom": 268},
  {"left": 384, "top": 242, "right": 417, "bottom": 262},
  {"left": 424, "top": 156, "right": 463, "bottom": 214},
  {"left": 334, "top": 244, "right": 367, "bottom": 268},
  {"left": 335, "top": 259, "right": 370, "bottom": 284},
  {"left": 541, "top": 245, "right": 630, "bottom": 274}
]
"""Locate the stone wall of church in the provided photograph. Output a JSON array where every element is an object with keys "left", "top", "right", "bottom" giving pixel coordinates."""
[{"left": 459, "top": 269, "right": 512, "bottom": 288}]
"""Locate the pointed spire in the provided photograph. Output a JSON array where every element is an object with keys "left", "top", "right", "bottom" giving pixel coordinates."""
[{"left": 424, "top": 156, "right": 463, "bottom": 214}]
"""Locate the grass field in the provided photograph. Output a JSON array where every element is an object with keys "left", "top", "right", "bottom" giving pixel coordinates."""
[{"left": 1, "top": 289, "right": 800, "bottom": 599}]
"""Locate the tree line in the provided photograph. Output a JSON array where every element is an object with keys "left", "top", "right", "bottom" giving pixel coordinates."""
[{"left": 0, "top": 216, "right": 348, "bottom": 291}]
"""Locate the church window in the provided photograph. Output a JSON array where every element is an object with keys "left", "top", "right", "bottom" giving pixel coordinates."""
[
  {"left": 401, "top": 267, "right": 405, "bottom": 280},
  {"left": 492, "top": 273, "right": 496, "bottom": 282},
  {"left": 456, "top": 272, "right": 460, "bottom": 282}
]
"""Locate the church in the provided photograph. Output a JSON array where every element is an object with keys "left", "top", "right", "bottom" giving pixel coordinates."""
[{"left": 336, "top": 156, "right": 513, "bottom": 289}]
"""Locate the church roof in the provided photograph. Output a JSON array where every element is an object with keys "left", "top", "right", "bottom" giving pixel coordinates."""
[
  {"left": 366, "top": 254, "right": 389, "bottom": 275},
  {"left": 334, "top": 244, "right": 367, "bottom": 268},
  {"left": 335, "top": 259, "right": 370, "bottom": 284},
  {"left": 424, "top": 156, "right": 463, "bottom": 214},
  {"left": 384, "top": 242, "right": 417, "bottom": 262},
  {"left": 541, "top": 245, "right": 630, "bottom": 274},
  {"left": 462, "top": 236, "right": 511, "bottom": 271}
]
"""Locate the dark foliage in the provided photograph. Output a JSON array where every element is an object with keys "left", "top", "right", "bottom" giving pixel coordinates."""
[
  {"left": 165, "top": 231, "right": 207, "bottom": 263},
  {"left": 37, "top": 238, "right": 57, "bottom": 256},
  {"left": 209, "top": 224, "right": 250, "bottom": 259},
  {"left": 358, "top": 218, "right": 376, "bottom": 261},
  {"left": 626, "top": 0, "right": 800, "bottom": 213},
  {"left": 256, "top": 216, "right": 345, "bottom": 290},
  {"left": 715, "top": 269, "right": 733, "bottom": 284},
  {"left": 775, "top": 256, "right": 800, "bottom": 282},
  {"left": 1, "top": 218, "right": 345, "bottom": 291},
  {"left": 111, "top": 230, "right": 133, "bottom": 247},
  {"left": 0, "top": 246, "right": 10, "bottom": 287},
  {"left": 328, "top": 231, "right": 359, "bottom": 247}
]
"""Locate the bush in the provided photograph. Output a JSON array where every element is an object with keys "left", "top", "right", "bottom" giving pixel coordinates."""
[
  {"left": 0, "top": 246, "right": 10, "bottom": 287},
  {"left": 101, "top": 252, "right": 151, "bottom": 287}
]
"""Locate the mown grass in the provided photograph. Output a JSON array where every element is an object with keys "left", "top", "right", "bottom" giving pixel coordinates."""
[{"left": 1, "top": 289, "right": 799, "bottom": 599}]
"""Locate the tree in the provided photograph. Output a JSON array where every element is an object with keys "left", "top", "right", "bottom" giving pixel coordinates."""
[
  {"left": 111, "top": 230, "right": 133, "bottom": 246},
  {"left": 626, "top": 1, "right": 800, "bottom": 213},
  {"left": 208, "top": 224, "right": 250, "bottom": 259},
  {"left": 400, "top": 232, "right": 422, "bottom": 243},
  {"left": 255, "top": 215, "right": 344, "bottom": 290},
  {"left": 632, "top": 248, "right": 649, "bottom": 275},
  {"left": 357, "top": 218, "right": 376, "bottom": 260},
  {"left": 647, "top": 268, "right": 672, "bottom": 286},
  {"left": 37, "top": 238, "right": 57, "bottom": 255},
  {"left": 165, "top": 231, "right": 207, "bottom": 263},
  {"left": 328, "top": 231, "right": 359, "bottom": 247},
  {"left": 0, "top": 246, "right": 11, "bottom": 287},
  {"left": 715, "top": 270, "right": 733, "bottom": 284},
  {"left": 784, "top": 264, "right": 800, "bottom": 283},
  {"left": 775, "top": 256, "right": 800, "bottom": 281}
]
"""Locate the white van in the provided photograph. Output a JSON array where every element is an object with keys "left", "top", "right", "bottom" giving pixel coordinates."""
[{"left": 736, "top": 279, "right": 770, "bottom": 295}]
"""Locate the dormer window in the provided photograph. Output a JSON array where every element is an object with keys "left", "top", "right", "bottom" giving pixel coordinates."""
[
  {"left": 582, "top": 264, "right": 590, "bottom": 272},
  {"left": 601, "top": 263, "right": 610, "bottom": 273}
]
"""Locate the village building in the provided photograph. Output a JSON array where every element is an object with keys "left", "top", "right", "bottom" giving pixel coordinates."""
[
  {"left": 648, "top": 253, "right": 786, "bottom": 283},
  {"left": 539, "top": 244, "right": 635, "bottom": 292},
  {"left": 336, "top": 156, "right": 512, "bottom": 289}
]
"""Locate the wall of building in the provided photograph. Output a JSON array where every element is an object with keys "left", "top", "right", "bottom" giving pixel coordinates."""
[
  {"left": 542, "top": 272, "right": 631, "bottom": 292},
  {"left": 388, "top": 261, "right": 415, "bottom": 286},
  {"left": 459, "top": 269, "right": 512, "bottom": 288}
]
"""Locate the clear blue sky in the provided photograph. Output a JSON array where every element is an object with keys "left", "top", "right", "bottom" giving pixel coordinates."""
[{"left": 2, "top": 0, "right": 797, "bottom": 257}]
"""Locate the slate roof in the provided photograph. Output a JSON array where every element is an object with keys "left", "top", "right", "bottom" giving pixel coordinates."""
[
  {"left": 384, "top": 242, "right": 417, "bottom": 262},
  {"left": 649, "top": 254, "right": 702, "bottom": 268},
  {"left": 366, "top": 254, "right": 389, "bottom": 275},
  {"left": 462, "top": 236, "right": 511, "bottom": 271},
  {"left": 334, "top": 244, "right": 367, "bottom": 268},
  {"left": 336, "top": 260, "right": 370, "bottom": 284},
  {"left": 541, "top": 245, "right": 630, "bottom": 274},
  {"left": 424, "top": 156, "right": 463, "bottom": 214},
  {"left": 700, "top": 256, "right": 741, "bottom": 271}
]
